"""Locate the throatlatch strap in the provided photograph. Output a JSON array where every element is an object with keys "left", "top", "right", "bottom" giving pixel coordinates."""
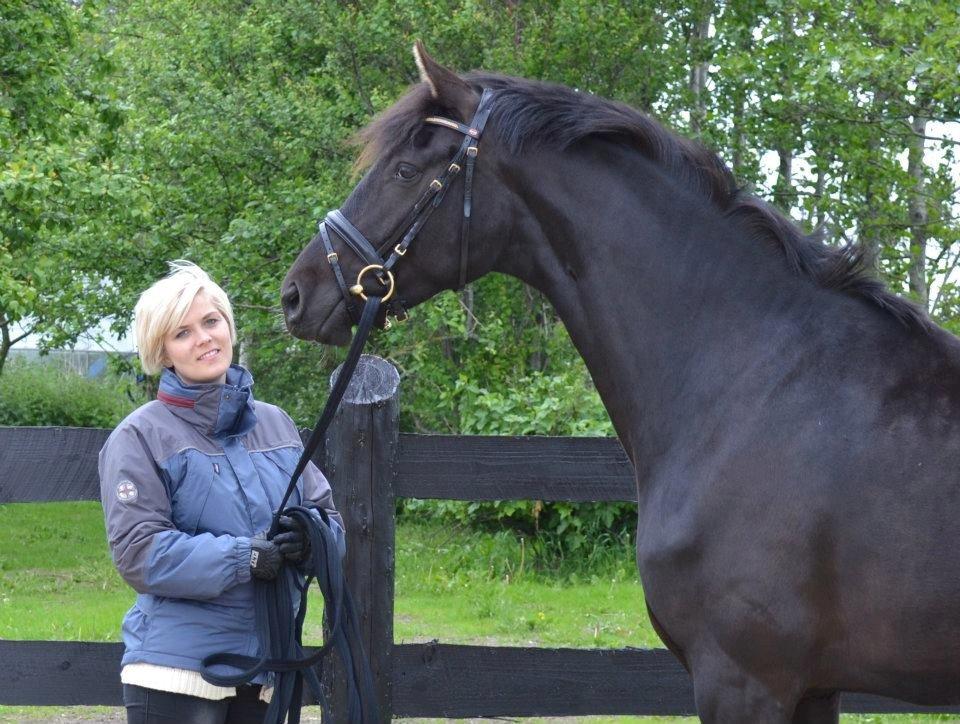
[{"left": 459, "top": 149, "right": 476, "bottom": 289}]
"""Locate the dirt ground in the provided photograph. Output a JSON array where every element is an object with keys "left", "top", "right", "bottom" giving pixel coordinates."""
[
  {"left": 0, "top": 720, "right": 600, "bottom": 724},
  {"left": 0, "top": 714, "right": 612, "bottom": 724},
  {"left": 0, "top": 712, "right": 614, "bottom": 724}
]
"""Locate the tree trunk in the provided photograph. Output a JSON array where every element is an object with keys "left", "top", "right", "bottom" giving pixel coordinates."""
[
  {"left": 813, "top": 158, "right": 828, "bottom": 232},
  {"left": 907, "top": 112, "right": 929, "bottom": 309},
  {"left": 688, "top": 1, "right": 713, "bottom": 137},
  {"left": 859, "top": 88, "right": 891, "bottom": 258},
  {"left": 731, "top": 94, "right": 744, "bottom": 180},
  {"left": 461, "top": 284, "right": 476, "bottom": 339},
  {"left": 774, "top": 147, "right": 793, "bottom": 214},
  {"left": 0, "top": 320, "right": 10, "bottom": 377},
  {"left": 0, "top": 316, "right": 31, "bottom": 378},
  {"left": 505, "top": 0, "right": 523, "bottom": 50}
]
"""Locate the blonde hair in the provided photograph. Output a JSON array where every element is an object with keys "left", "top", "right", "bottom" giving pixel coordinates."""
[{"left": 134, "top": 261, "right": 236, "bottom": 375}]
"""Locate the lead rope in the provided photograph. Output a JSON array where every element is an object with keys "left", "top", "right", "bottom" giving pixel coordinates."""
[{"left": 201, "top": 296, "right": 382, "bottom": 723}]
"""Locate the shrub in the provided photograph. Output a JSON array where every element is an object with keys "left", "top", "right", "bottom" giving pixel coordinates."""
[
  {"left": 0, "top": 358, "right": 148, "bottom": 428},
  {"left": 398, "top": 364, "right": 636, "bottom": 561}
]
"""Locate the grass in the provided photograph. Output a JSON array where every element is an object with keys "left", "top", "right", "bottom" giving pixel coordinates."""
[
  {"left": 0, "top": 502, "right": 958, "bottom": 723},
  {"left": 394, "top": 518, "right": 659, "bottom": 649}
]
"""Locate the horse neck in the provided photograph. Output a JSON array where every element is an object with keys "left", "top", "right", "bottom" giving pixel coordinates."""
[{"left": 494, "top": 139, "right": 821, "bottom": 467}]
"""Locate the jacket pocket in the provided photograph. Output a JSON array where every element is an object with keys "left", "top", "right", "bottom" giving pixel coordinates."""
[
  {"left": 259, "top": 448, "right": 303, "bottom": 507},
  {"left": 170, "top": 453, "right": 219, "bottom": 535}
]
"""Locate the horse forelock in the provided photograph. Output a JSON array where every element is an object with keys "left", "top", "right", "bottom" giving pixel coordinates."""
[
  {"left": 353, "top": 82, "right": 436, "bottom": 174},
  {"left": 353, "top": 69, "right": 931, "bottom": 331}
]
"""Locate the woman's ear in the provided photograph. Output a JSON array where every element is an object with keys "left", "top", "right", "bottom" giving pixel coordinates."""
[{"left": 413, "top": 40, "right": 479, "bottom": 123}]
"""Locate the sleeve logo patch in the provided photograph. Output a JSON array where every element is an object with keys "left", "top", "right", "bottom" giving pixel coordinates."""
[{"left": 116, "top": 481, "right": 139, "bottom": 503}]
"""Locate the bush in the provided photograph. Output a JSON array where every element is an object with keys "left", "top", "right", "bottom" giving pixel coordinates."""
[
  {"left": 397, "top": 361, "right": 636, "bottom": 561},
  {"left": 0, "top": 359, "right": 148, "bottom": 428},
  {"left": 402, "top": 498, "right": 637, "bottom": 567}
]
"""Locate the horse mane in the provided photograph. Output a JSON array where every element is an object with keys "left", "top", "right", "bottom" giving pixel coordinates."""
[{"left": 355, "top": 71, "right": 930, "bottom": 331}]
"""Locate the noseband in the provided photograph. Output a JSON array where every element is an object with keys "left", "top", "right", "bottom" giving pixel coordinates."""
[{"left": 314, "top": 87, "right": 495, "bottom": 327}]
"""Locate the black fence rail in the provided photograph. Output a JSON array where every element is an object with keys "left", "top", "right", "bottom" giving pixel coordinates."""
[{"left": 2, "top": 355, "right": 958, "bottom": 720}]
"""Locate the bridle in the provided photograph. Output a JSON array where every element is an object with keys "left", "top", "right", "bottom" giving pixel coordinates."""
[
  {"left": 314, "top": 87, "right": 495, "bottom": 328},
  {"left": 273, "top": 87, "right": 497, "bottom": 531}
]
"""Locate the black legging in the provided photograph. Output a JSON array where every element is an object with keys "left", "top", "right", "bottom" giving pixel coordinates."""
[{"left": 123, "top": 683, "right": 268, "bottom": 724}]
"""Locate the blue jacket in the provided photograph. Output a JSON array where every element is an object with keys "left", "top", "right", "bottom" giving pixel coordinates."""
[{"left": 99, "top": 365, "right": 344, "bottom": 679}]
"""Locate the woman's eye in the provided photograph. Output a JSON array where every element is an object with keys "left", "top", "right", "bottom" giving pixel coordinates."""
[
  {"left": 175, "top": 330, "right": 188, "bottom": 339},
  {"left": 204, "top": 317, "right": 219, "bottom": 326},
  {"left": 395, "top": 163, "right": 419, "bottom": 181}
]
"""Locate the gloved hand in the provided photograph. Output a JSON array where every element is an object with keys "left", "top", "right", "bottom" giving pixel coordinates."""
[
  {"left": 249, "top": 536, "right": 283, "bottom": 580},
  {"left": 272, "top": 515, "right": 310, "bottom": 564}
]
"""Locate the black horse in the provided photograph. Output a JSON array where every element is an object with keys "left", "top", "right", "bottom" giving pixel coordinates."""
[{"left": 282, "top": 44, "right": 960, "bottom": 722}]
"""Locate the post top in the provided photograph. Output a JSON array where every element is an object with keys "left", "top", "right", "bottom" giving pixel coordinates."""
[{"left": 330, "top": 354, "right": 400, "bottom": 405}]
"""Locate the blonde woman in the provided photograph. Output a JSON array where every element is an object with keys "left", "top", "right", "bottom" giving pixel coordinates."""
[{"left": 99, "top": 261, "right": 344, "bottom": 724}]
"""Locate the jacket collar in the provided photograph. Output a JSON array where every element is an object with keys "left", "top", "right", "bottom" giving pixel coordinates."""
[{"left": 157, "top": 364, "right": 257, "bottom": 438}]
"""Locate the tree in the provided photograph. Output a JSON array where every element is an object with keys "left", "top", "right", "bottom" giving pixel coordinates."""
[
  {"left": 0, "top": 0, "right": 150, "bottom": 374},
  {"left": 22, "top": 0, "right": 960, "bottom": 407}
]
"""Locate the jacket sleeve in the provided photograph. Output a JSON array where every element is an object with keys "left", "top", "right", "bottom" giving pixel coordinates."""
[
  {"left": 301, "top": 459, "right": 347, "bottom": 560},
  {"left": 99, "top": 423, "right": 252, "bottom": 599}
]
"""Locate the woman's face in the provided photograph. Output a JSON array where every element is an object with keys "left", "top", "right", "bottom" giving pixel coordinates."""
[{"left": 161, "top": 292, "right": 233, "bottom": 385}]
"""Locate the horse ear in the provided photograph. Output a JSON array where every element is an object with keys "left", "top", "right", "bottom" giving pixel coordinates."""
[{"left": 413, "top": 40, "right": 479, "bottom": 122}]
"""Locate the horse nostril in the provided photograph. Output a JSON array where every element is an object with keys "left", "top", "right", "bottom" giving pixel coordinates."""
[{"left": 281, "top": 281, "right": 301, "bottom": 319}]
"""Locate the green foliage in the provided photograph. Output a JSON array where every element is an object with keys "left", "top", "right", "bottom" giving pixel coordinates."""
[
  {"left": 0, "top": 359, "right": 147, "bottom": 427},
  {"left": 0, "top": 1, "right": 155, "bottom": 372},
  {"left": 404, "top": 497, "right": 636, "bottom": 565},
  {"left": 61, "top": 0, "right": 957, "bottom": 429}
]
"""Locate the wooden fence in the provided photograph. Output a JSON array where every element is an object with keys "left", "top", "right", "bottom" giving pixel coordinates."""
[{"left": 1, "top": 355, "right": 958, "bottom": 720}]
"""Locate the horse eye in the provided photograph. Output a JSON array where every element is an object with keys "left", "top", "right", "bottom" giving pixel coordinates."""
[{"left": 395, "top": 163, "right": 420, "bottom": 181}]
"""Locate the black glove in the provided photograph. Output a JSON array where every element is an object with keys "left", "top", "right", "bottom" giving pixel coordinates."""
[
  {"left": 249, "top": 537, "right": 283, "bottom": 580},
  {"left": 272, "top": 515, "right": 310, "bottom": 564}
]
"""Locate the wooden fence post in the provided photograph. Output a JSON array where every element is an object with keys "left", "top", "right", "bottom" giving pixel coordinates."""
[{"left": 317, "top": 354, "right": 399, "bottom": 722}]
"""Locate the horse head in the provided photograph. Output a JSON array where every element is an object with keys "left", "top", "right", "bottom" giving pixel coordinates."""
[{"left": 282, "top": 42, "right": 516, "bottom": 344}]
